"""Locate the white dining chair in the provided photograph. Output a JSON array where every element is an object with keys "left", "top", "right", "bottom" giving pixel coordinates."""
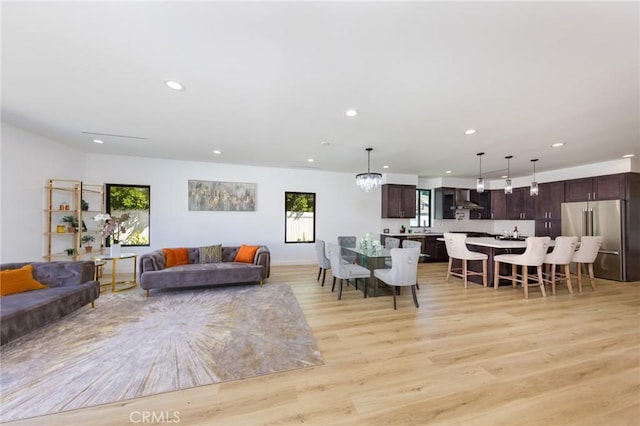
[
  {"left": 373, "top": 247, "right": 421, "bottom": 310},
  {"left": 572, "top": 236, "right": 603, "bottom": 292},
  {"left": 402, "top": 239, "right": 422, "bottom": 290},
  {"left": 327, "top": 243, "right": 371, "bottom": 300},
  {"left": 494, "top": 236, "right": 551, "bottom": 299},
  {"left": 315, "top": 239, "right": 331, "bottom": 287},
  {"left": 443, "top": 233, "right": 488, "bottom": 288},
  {"left": 384, "top": 237, "right": 401, "bottom": 268},
  {"left": 543, "top": 236, "right": 579, "bottom": 295},
  {"left": 337, "top": 236, "right": 357, "bottom": 264}
]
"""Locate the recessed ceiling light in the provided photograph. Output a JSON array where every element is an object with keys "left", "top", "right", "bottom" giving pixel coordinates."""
[
  {"left": 92, "top": 139, "right": 104, "bottom": 144},
  {"left": 501, "top": 175, "right": 508, "bottom": 179},
  {"left": 383, "top": 165, "right": 389, "bottom": 169},
  {"left": 164, "top": 80, "right": 184, "bottom": 91},
  {"left": 445, "top": 170, "right": 452, "bottom": 174},
  {"left": 213, "top": 150, "right": 222, "bottom": 155},
  {"left": 622, "top": 154, "right": 635, "bottom": 158},
  {"left": 307, "top": 158, "right": 314, "bottom": 163},
  {"left": 464, "top": 129, "right": 477, "bottom": 135},
  {"left": 320, "top": 141, "right": 331, "bottom": 146},
  {"left": 551, "top": 142, "right": 565, "bottom": 148},
  {"left": 345, "top": 109, "right": 358, "bottom": 117}
]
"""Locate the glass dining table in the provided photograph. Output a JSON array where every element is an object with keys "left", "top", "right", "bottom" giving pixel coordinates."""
[{"left": 343, "top": 246, "right": 393, "bottom": 297}]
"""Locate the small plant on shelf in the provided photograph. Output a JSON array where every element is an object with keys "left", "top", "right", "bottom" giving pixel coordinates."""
[
  {"left": 81, "top": 199, "right": 89, "bottom": 211},
  {"left": 81, "top": 235, "right": 95, "bottom": 253},
  {"left": 61, "top": 215, "right": 79, "bottom": 233},
  {"left": 64, "top": 248, "right": 78, "bottom": 256}
]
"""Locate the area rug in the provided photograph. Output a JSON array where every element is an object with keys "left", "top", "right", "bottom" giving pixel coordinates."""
[{"left": 0, "top": 283, "right": 323, "bottom": 422}]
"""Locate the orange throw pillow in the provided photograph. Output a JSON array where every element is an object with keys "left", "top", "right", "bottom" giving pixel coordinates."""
[
  {"left": 163, "top": 248, "right": 189, "bottom": 268},
  {"left": 0, "top": 264, "right": 48, "bottom": 297},
  {"left": 234, "top": 245, "right": 260, "bottom": 263}
]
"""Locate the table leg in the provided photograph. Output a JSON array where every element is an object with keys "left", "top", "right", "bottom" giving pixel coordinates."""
[{"left": 111, "top": 258, "right": 117, "bottom": 292}]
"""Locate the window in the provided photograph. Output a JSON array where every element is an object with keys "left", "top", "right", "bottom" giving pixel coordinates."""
[
  {"left": 410, "top": 189, "right": 431, "bottom": 228},
  {"left": 285, "top": 192, "right": 315, "bottom": 243},
  {"left": 105, "top": 184, "right": 151, "bottom": 246}
]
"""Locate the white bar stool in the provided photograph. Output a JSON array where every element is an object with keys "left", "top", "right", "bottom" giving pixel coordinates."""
[
  {"left": 494, "top": 236, "right": 551, "bottom": 299},
  {"left": 572, "top": 236, "right": 603, "bottom": 292},
  {"left": 543, "top": 236, "right": 579, "bottom": 295},
  {"left": 443, "top": 233, "right": 488, "bottom": 288}
]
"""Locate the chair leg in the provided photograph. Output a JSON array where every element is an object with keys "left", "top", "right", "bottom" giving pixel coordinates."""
[
  {"left": 416, "top": 282, "right": 420, "bottom": 290},
  {"left": 411, "top": 285, "right": 419, "bottom": 308},
  {"left": 551, "top": 264, "right": 557, "bottom": 295},
  {"left": 317, "top": 267, "right": 322, "bottom": 281},
  {"left": 363, "top": 278, "right": 367, "bottom": 299},
  {"left": 588, "top": 263, "right": 596, "bottom": 290},
  {"left": 576, "top": 263, "right": 583, "bottom": 292},
  {"left": 538, "top": 266, "right": 546, "bottom": 297},
  {"left": 494, "top": 261, "right": 500, "bottom": 289},
  {"left": 338, "top": 279, "right": 344, "bottom": 300},
  {"left": 565, "top": 264, "right": 573, "bottom": 294},
  {"left": 482, "top": 259, "right": 487, "bottom": 287},
  {"left": 321, "top": 269, "right": 327, "bottom": 286},
  {"left": 393, "top": 287, "right": 397, "bottom": 310},
  {"left": 446, "top": 258, "right": 453, "bottom": 282},
  {"left": 523, "top": 267, "right": 529, "bottom": 299},
  {"left": 512, "top": 264, "right": 517, "bottom": 288},
  {"left": 331, "top": 276, "right": 336, "bottom": 292},
  {"left": 463, "top": 259, "right": 468, "bottom": 288}
]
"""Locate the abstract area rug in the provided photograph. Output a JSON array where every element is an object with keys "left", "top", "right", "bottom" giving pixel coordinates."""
[{"left": 0, "top": 283, "right": 323, "bottom": 422}]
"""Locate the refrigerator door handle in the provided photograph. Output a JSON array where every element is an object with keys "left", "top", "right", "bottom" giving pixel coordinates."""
[
  {"left": 587, "top": 208, "right": 594, "bottom": 236},
  {"left": 599, "top": 249, "right": 620, "bottom": 256}
]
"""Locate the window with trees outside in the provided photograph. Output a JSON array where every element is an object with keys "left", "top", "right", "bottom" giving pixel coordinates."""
[
  {"left": 285, "top": 192, "right": 315, "bottom": 243},
  {"left": 105, "top": 184, "right": 151, "bottom": 246},
  {"left": 410, "top": 189, "right": 431, "bottom": 228}
]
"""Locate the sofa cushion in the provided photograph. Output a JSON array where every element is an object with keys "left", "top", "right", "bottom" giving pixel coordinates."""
[
  {"left": 139, "top": 262, "right": 264, "bottom": 290},
  {"left": 200, "top": 244, "right": 222, "bottom": 264},
  {"left": 234, "top": 245, "right": 260, "bottom": 263},
  {"left": 0, "top": 265, "right": 48, "bottom": 297},
  {"left": 163, "top": 248, "right": 189, "bottom": 267}
]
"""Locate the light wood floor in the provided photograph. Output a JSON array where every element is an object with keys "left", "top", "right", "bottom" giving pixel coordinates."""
[{"left": 10, "top": 263, "right": 640, "bottom": 426}]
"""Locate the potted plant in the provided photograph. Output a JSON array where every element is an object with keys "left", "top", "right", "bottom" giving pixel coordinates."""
[
  {"left": 64, "top": 248, "right": 78, "bottom": 256},
  {"left": 81, "top": 199, "right": 89, "bottom": 211},
  {"left": 81, "top": 235, "right": 95, "bottom": 253},
  {"left": 61, "top": 215, "right": 79, "bottom": 233}
]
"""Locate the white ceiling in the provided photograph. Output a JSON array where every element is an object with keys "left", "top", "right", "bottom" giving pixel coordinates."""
[{"left": 2, "top": 1, "right": 638, "bottom": 180}]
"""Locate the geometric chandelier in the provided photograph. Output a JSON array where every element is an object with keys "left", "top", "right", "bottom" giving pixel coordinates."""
[{"left": 356, "top": 148, "right": 383, "bottom": 192}]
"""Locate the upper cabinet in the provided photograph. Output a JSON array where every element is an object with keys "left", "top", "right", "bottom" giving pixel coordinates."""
[
  {"left": 490, "top": 190, "right": 507, "bottom": 220},
  {"left": 565, "top": 174, "right": 628, "bottom": 202},
  {"left": 507, "top": 187, "right": 536, "bottom": 220},
  {"left": 381, "top": 184, "right": 416, "bottom": 218},
  {"left": 469, "top": 190, "right": 492, "bottom": 219},
  {"left": 535, "top": 181, "right": 565, "bottom": 220},
  {"left": 434, "top": 187, "right": 455, "bottom": 219}
]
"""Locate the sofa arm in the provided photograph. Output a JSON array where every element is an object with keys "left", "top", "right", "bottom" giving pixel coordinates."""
[
  {"left": 0, "top": 261, "right": 96, "bottom": 287},
  {"left": 139, "top": 251, "right": 166, "bottom": 274},
  {"left": 254, "top": 246, "right": 270, "bottom": 279}
]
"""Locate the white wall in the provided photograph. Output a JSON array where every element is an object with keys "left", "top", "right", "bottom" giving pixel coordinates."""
[
  {"left": 84, "top": 154, "right": 381, "bottom": 266},
  {"left": 1, "top": 123, "right": 86, "bottom": 263}
]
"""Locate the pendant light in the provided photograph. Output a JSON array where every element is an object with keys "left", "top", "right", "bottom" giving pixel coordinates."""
[
  {"left": 476, "top": 152, "right": 485, "bottom": 193},
  {"left": 530, "top": 158, "right": 539, "bottom": 196},
  {"left": 504, "top": 155, "right": 513, "bottom": 194},
  {"left": 356, "top": 148, "right": 383, "bottom": 192}
]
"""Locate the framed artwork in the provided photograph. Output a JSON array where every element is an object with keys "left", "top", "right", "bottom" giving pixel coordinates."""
[{"left": 188, "top": 180, "right": 256, "bottom": 211}]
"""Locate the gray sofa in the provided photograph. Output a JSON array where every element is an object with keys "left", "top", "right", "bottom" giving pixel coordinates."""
[
  {"left": 0, "top": 261, "right": 100, "bottom": 346},
  {"left": 139, "top": 245, "right": 270, "bottom": 296}
]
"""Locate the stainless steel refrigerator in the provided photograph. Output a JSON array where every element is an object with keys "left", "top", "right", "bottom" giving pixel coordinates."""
[{"left": 561, "top": 200, "right": 625, "bottom": 281}]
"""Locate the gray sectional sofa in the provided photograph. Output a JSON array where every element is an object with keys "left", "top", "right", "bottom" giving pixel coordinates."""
[
  {"left": 139, "top": 245, "right": 270, "bottom": 296},
  {"left": 0, "top": 261, "right": 100, "bottom": 345}
]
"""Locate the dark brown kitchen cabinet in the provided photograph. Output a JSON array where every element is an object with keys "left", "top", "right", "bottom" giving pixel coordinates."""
[
  {"left": 564, "top": 174, "right": 627, "bottom": 202},
  {"left": 535, "top": 181, "right": 565, "bottom": 220},
  {"left": 381, "top": 184, "right": 416, "bottom": 218},
  {"left": 535, "top": 219, "right": 562, "bottom": 239},
  {"left": 507, "top": 187, "right": 535, "bottom": 220},
  {"left": 469, "top": 190, "right": 491, "bottom": 219},
  {"left": 490, "top": 189, "right": 507, "bottom": 220},
  {"left": 424, "top": 235, "right": 448, "bottom": 262},
  {"left": 434, "top": 187, "right": 456, "bottom": 219}
]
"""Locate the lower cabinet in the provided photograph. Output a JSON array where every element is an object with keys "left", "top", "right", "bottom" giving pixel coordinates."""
[{"left": 424, "top": 236, "right": 448, "bottom": 262}]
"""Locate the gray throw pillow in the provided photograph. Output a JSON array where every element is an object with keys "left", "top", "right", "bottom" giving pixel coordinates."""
[{"left": 199, "top": 244, "right": 222, "bottom": 263}]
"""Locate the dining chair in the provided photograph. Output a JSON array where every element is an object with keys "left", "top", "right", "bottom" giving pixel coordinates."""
[
  {"left": 571, "top": 236, "right": 603, "bottom": 292},
  {"left": 493, "top": 236, "right": 551, "bottom": 299},
  {"left": 384, "top": 237, "right": 401, "bottom": 268},
  {"left": 542, "top": 236, "right": 579, "bottom": 295},
  {"left": 315, "top": 239, "right": 331, "bottom": 287},
  {"left": 402, "top": 239, "right": 422, "bottom": 290},
  {"left": 373, "top": 247, "right": 421, "bottom": 310},
  {"left": 443, "top": 233, "right": 488, "bottom": 288},
  {"left": 327, "top": 243, "right": 371, "bottom": 300},
  {"left": 337, "top": 236, "right": 357, "bottom": 264}
]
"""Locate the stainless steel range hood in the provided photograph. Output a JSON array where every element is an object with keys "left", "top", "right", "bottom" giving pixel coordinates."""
[{"left": 455, "top": 189, "right": 483, "bottom": 210}]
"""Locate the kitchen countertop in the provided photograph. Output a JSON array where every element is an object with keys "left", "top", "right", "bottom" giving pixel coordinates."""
[
  {"left": 381, "top": 233, "right": 443, "bottom": 237},
  {"left": 437, "top": 236, "right": 554, "bottom": 249}
]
